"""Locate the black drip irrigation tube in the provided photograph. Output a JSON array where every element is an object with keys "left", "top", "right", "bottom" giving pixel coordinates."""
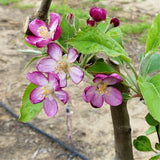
[{"left": 0, "top": 102, "right": 90, "bottom": 160}]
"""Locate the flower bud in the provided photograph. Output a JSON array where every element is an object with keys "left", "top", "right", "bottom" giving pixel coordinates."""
[
  {"left": 110, "top": 17, "right": 120, "bottom": 27},
  {"left": 67, "top": 13, "right": 74, "bottom": 25},
  {"left": 86, "top": 19, "right": 95, "bottom": 27},
  {"left": 89, "top": 7, "right": 107, "bottom": 22}
]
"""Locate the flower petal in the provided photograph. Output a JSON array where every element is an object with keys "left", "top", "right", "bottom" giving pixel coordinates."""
[
  {"left": 55, "top": 90, "right": 69, "bottom": 104},
  {"left": 43, "top": 96, "right": 58, "bottom": 117},
  {"left": 83, "top": 86, "right": 96, "bottom": 103},
  {"left": 30, "top": 87, "right": 45, "bottom": 104},
  {"left": 90, "top": 92, "right": 103, "bottom": 108},
  {"left": 104, "top": 87, "right": 123, "bottom": 106},
  {"left": 93, "top": 74, "right": 108, "bottom": 83},
  {"left": 68, "top": 66, "right": 84, "bottom": 84},
  {"left": 25, "top": 36, "right": 43, "bottom": 46},
  {"left": 58, "top": 72, "right": 67, "bottom": 88},
  {"left": 26, "top": 71, "right": 48, "bottom": 86},
  {"left": 36, "top": 38, "right": 52, "bottom": 48},
  {"left": 47, "top": 43, "right": 63, "bottom": 61},
  {"left": 49, "top": 13, "right": 61, "bottom": 30},
  {"left": 29, "top": 19, "right": 48, "bottom": 37},
  {"left": 67, "top": 48, "right": 78, "bottom": 63},
  {"left": 53, "top": 25, "right": 62, "bottom": 41},
  {"left": 37, "top": 58, "right": 57, "bottom": 73},
  {"left": 48, "top": 72, "right": 60, "bottom": 91},
  {"left": 103, "top": 73, "right": 123, "bottom": 85}
]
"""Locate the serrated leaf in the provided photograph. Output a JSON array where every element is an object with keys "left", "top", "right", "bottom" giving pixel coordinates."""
[
  {"left": 150, "top": 153, "right": 160, "bottom": 160},
  {"left": 146, "top": 126, "right": 156, "bottom": 135},
  {"left": 139, "top": 74, "right": 160, "bottom": 122},
  {"left": 146, "top": 13, "right": 160, "bottom": 53},
  {"left": 58, "top": 14, "right": 75, "bottom": 48},
  {"left": 133, "top": 136, "right": 153, "bottom": 152},
  {"left": 19, "top": 83, "right": 43, "bottom": 122},
  {"left": 67, "top": 27, "right": 130, "bottom": 62},
  {"left": 145, "top": 113, "right": 159, "bottom": 126},
  {"left": 87, "top": 59, "right": 115, "bottom": 75}
]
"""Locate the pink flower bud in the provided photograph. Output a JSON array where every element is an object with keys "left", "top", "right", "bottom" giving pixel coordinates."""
[
  {"left": 110, "top": 17, "right": 120, "bottom": 27},
  {"left": 86, "top": 19, "right": 95, "bottom": 27},
  {"left": 89, "top": 7, "right": 107, "bottom": 22},
  {"left": 67, "top": 13, "right": 74, "bottom": 25}
]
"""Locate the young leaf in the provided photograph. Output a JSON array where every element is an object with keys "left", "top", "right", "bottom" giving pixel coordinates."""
[
  {"left": 146, "top": 13, "right": 160, "bottom": 53},
  {"left": 139, "top": 74, "right": 160, "bottom": 122},
  {"left": 155, "top": 143, "right": 160, "bottom": 151},
  {"left": 133, "top": 136, "right": 154, "bottom": 152},
  {"left": 19, "top": 83, "right": 43, "bottom": 122},
  {"left": 146, "top": 126, "right": 156, "bottom": 135},
  {"left": 67, "top": 27, "right": 130, "bottom": 62},
  {"left": 58, "top": 14, "right": 75, "bottom": 48},
  {"left": 150, "top": 153, "right": 160, "bottom": 160},
  {"left": 145, "top": 113, "right": 159, "bottom": 126}
]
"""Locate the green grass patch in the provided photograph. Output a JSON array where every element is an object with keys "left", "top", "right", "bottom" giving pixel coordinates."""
[
  {"left": 110, "top": 5, "right": 123, "bottom": 11},
  {"left": 50, "top": 3, "right": 88, "bottom": 19},
  {"left": 0, "top": 0, "right": 18, "bottom": 5},
  {"left": 17, "top": 3, "right": 35, "bottom": 10}
]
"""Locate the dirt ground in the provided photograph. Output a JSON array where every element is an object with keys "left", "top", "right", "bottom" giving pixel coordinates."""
[{"left": 0, "top": 0, "right": 160, "bottom": 160}]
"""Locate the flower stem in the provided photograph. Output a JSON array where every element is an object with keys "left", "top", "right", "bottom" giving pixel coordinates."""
[
  {"left": 127, "top": 62, "right": 138, "bottom": 80},
  {"left": 82, "top": 68, "right": 94, "bottom": 80}
]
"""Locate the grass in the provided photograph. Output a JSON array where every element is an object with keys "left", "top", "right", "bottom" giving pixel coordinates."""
[
  {"left": 16, "top": 3, "right": 35, "bottom": 10},
  {"left": 110, "top": 5, "right": 123, "bottom": 11},
  {"left": 0, "top": 0, "right": 18, "bottom": 5},
  {"left": 50, "top": 3, "right": 88, "bottom": 19}
]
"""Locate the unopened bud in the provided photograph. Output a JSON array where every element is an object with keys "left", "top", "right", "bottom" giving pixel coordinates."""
[
  {"left": 67, "top": 13, "right": 74, "bottom": 25},
  {"left": 110, "top": 17, "right": 120, "bottom": 27},
  {"left": 86, "top": 19, "right": 95, "bottom": 27}
]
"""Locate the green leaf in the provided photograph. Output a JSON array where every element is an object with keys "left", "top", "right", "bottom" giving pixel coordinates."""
[
  {"left": 133, "top": 136, "right": 154, "bottom": 152},
  {"left": 139, "top": 74, "right": 160, "bottom": 122},
  {"left": 145, "top": 113, "right": 159, "bottom": 126},
  {"left": 19, "top": 83, "right": 43, "bottom": 122},
  {"left": 87, "top": 58, "right": 115, "bottom": 75},
  {"left": 155, "top": 143, "right": 160, "bottom": 151},
  {"left": 146, "top": 13, "right": 160, "bottom": 53},
  {"left": 58, "top": 14, "right": 75, "bottom": 48},
  {"left": 106, "top": 27, "right": 124, "bottom": 47},
  {"left": 97, "top": 21, "right": 109, "bottom": 32},
  {"left": 150, "top": 153, "right": 160, "bottom": 160},
  {"left": 144, "top": 53, "right": 160, "bottom": 75},
  {"left": 18, "top": 49, "right": 43, "bottom": 55},
  {"left": 67, "top": 27, "right": 130, "bottom": 62},
  {"left": 122, "top": 93, "right": 131, "bottom": 102},
  {"left": 146, "top": 126, "right": 156, "bottom": 135}
]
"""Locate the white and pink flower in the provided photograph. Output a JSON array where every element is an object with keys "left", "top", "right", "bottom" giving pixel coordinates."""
[
  {"left": 27, "top": 71, "right": 69, "bottom": 117},
  {"left": 25, "top": 13, "right": 61, "bottom": 48},
  {"left": 83, "top": 73, "right": 123, "bottom": 108},
  {"left": 37, "top": 43, "right": 84, "bottom": 87}
]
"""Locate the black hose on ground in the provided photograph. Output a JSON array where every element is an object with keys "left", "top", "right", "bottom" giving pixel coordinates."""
[{"left": 0, "top": 101, "right": 90, "bottom": 160}]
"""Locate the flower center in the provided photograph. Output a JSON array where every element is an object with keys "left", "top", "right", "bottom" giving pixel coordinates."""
[
  {"left": 98, "top": 83, "right": 108, "bottom": 94},
  {"left": 54, "top": 58, "right": 68, "bottom": 73},
  {"left": 37, "top": 26, "right": 50, "bottom": 39},
  {"left": 40, "top": 85, "right": 54, "bottom": 98}
]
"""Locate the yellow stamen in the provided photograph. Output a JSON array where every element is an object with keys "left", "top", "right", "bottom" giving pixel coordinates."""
[
  {"left": 98, "top": 83, "right": 108, "bottom": 94},
  {"left": 37, "top": 26, "right": 50, "bottom": 39}
]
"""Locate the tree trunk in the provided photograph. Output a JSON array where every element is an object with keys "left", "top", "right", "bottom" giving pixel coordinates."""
[{"left": 110, "top": 85, "right": 134, "bottom": 160}]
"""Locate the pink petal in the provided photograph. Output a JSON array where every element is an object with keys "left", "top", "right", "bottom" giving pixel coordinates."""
[
  {"left": 90, "top": 92, "right": 104, "bottom": 108},
  {"left": 58, "top": 72, "right": 67, "bottom": 88},
  {"left": 43, "top": 96, "right": 58, "bottom": 117},
  {"left": 68, "top": 66, "right": 84, "bottom": 84},
  {"left": 36, "top": 38, "right": 52, "bottom": 48},
  {"left": 83, "top": 86, "right": 96, "bottom": 103},
  {"left": 49, "top": 13, "right": 61, "bottom": 29},
  {"left": 93, "top": 74, "right": 108, "bottom": 83},
  {"left": 53, "top": 25, "right": 62, "bottom": 41},
  {"left": 103, "top": 73, "right": 123, "bottom": 85},
  {"left": 47, "top": 43, "right": 63, "bottom": 61},
  {"left": 48, "top": 72, "right": 60, "bottom": 91},
  {"left": 67, "top": 48, "right": 78, "bottom": 63},
  {"left": 30, "top": 87, "right": 45, "bottom": 104},
  {"left": 37, "top": 58, "right": 57, "bottom": 73},
  {"left": 104, "top": 87, "right": 122, "bottom": 106},
  {"left": 29, "top": 19, "right": 48, "bottom": 37},
  {"left": 55, "top": 90, "right": 69, "bottom": 104},
  {"left": 49, "top": 18, "right": 58, "bottom": 34},
  {"left": 25, "top": 36, "right": 43, "bottom": 46},
  {"left": 26, "top": 71, "right": 48, "bottom": 86}
]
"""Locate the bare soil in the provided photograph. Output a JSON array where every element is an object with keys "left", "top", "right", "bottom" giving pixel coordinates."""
[{"left": 0, "top": 0, "right": 160, "bottom": 160}]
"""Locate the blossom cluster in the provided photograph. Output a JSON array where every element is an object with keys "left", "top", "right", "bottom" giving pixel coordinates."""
[{"left": 25, "top": 8, "right": 123, "bottom": 117}]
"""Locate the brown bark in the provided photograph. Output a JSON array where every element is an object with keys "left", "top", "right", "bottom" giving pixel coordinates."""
[{"left": 110, "top": 84, "right": 134, "bottom": 160}]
